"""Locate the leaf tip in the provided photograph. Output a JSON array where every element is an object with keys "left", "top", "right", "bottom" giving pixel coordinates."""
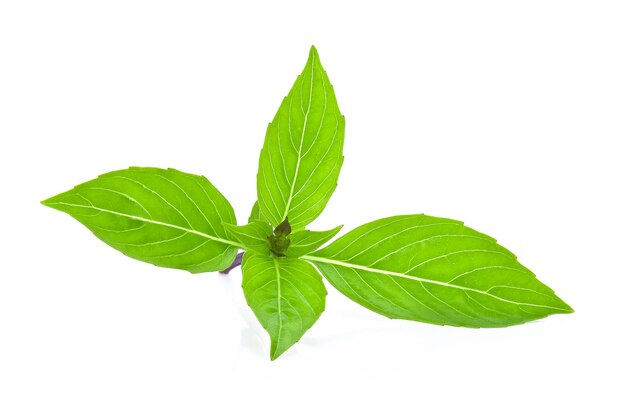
[
  {"left": 269, "top": 344, "right": 281, "bottom": 361},
  {"left": 269, "top": 338, "right": 293, "bottom": 361},
  {"left": 553, "top": 293, "right": 574, "bottom": 314},
  {"left": 40, "top": 194, "right": 59, "bottom": 208}
]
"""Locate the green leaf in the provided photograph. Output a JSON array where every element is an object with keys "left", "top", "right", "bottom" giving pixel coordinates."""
[
  {"left": 242, "top": 252, "right": 327, "bottom": 360},
  {"left": 249, "top": 201, "right": 262, "bottom": 223},
  {"left": 256, "top": 46, "right": 345, "bottom": 230},
  {"left": 42, "top": 167, "right": 240, "bottom": 273},
  {"left": 304, "top": 215, "right": 573, "bottom": 328},
  {"left": 224, "top": 221, "right": 272, "bottom": 255},
  {"left": 285, "top": 225, "right": 343, "bottom": 258}
]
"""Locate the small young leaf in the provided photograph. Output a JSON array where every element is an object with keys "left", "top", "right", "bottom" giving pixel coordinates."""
[
  {"left": 249, "top": 201, "right": 262, "bottom": 223},
  {"left": 256, "top": 46, "right": 345, "bottom": 230},
  {"left": 224, "top": 222, "right": 273, "bottom": 255},
  {"left": 242, "top": 252, "right": 327, "bottom": 360},
  {"left": 285, "top": 225, "right": 343, "bottom": 257},
  {"left": 265, "top": 217, "right": 291, "bottom": 256},
  {"left": 42, "top": 167, "right": 240, "bottom": 273},
  {"left": 304, "top": 215, "right": 573, "bottom": 327},
  {"left": 273, "top": 217, "right": 292, "bottom": 237}
]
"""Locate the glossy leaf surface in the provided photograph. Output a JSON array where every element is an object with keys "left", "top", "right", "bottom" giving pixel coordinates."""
[
  {"left": 224, "top": 222, "right": 272, "bottom": 255},
  {"left": 306, "top": 215, "right": 572, "bottom": 327},
  {"left": 285, "top": 225, "right": 343, "bottom": 258},
  {"left": 256, "top": 46, "right": 344, "bottom": 230},
  {"left": 42, "top": 167, "right": 239, "bottom": 273},
  {"left": 242, "top": 252, "right": 326, "bottom": 359}
]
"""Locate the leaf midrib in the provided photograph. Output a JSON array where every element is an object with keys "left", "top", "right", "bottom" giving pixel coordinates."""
[
  {"left": 302, "top": 255, "right": 569, "bottom": 312},
  {"left": 272, "top": 257, "right": 283, "bottom": 359},
  {"left": 281, "top": 53, "right": 316, "bottom": 221},
  {"left": 46, "top": 202, "right": 242, "bottom": 248}
]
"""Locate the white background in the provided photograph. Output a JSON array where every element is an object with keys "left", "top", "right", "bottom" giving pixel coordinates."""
[{"left": 1, "top": 1, "right": 624, "bottom": 416}]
